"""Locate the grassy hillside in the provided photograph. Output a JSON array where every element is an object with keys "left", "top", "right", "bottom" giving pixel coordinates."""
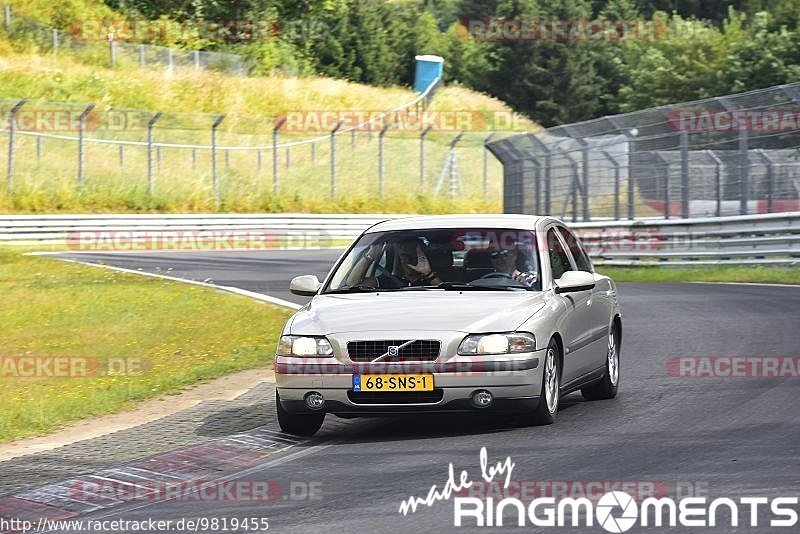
[{"left": 0, "top": 42, "right": 535, "bottom": 214}]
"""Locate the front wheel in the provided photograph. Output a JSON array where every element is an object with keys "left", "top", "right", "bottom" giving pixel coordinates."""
[
  {"left": 581, "top": 325, "right": 620, "bottom": 401},
  {"left": 520, "top": 338, "right": 561, "bottom": 426},
  {"left": 276, "top": 391, "right": 325, "bottom": 436}
]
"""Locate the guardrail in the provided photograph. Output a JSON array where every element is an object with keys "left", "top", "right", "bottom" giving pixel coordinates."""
[{"left": 1, "top": 212, "right": 798, "bottom": 266}]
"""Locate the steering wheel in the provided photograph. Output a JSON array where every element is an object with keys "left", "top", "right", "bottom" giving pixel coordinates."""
[{"left": 481, "top": 271, "right": 514, "bottom": 280}]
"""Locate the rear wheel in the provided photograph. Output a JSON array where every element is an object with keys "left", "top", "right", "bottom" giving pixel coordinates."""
[
  {"left": 276, "top": 391, "right": 325, "bottom": 436},
  {"left": 581, "top": 325, "right": 620, "bottom": 401},
  {"left": 520, "top": 338, "right": 560, "bottom": 426}
]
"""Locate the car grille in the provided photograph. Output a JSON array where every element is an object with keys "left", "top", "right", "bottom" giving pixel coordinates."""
[
  {"left": 347, "top": 389, "right": 444, "bottom": 404},
  {"left": 346, "top": 340, "right": 440, "bottom": 362}
]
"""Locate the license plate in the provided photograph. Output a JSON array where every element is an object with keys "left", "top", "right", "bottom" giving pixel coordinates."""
[{"left": 352, "top": 374, "right": 434, "bottom": 392}]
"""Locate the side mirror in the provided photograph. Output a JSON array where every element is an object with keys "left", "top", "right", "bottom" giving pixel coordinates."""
[
  {"left": 554, "top": 271, "right": 595, "bottom": 294},
  {"left": 289, "top": 275, "right": 322, "bottom": 296}
]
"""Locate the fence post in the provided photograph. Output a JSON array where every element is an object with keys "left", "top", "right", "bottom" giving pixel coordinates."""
[
  {"left": 378, "top": 122, "right": 392, "bottom": 197},
  {"left": 738, "top": 128, "right": 749, "bottom": 215},
  {"left": 167, "top": 48, "right": 174, "bottom": 73},
  {"left": 6, "top": 99, "right": 27, "bottom": 195},
  {"left": 193, "top": 50, "right": 200, "bottom": 70},
  {"left": 286, "top": 147, "right": 290, "bottom": 169},
  {"left": 706, "top": 150, "right": 723, "bottom": 218},
  {"left": 109, "top": 39, "right": 116, "bottom": 68},
  {"left": 211, "top": 114, "right": 226, "bottom": 204},
  {"left": 4, "top": 5, "right": 10, "bottom": 34},
  {"left": 419, "top": 125, "right": 433, "bottom": 188},
  {"left": 191, "top": 148, "right": 197, "bottom": 169},
  {"left": 754, "top": 149, "right": 774, "bottom": 214},
  {"left": 311, "top": 141, "right": 316, "bottom": 165},
  {"left": 139, "top": 44, "right": 145, "bottom": 68},
  {"left": 146, "top": 111, "right": 163, "bottom": 194},
  {"left": 529, "top": 135, "right": 552, "bottom": 215},
  {"left": 577, "top": 138, "right": 590, "bottom": 221},
  {"left": 483, "top": 133, "right": 496, "bottom": 200},
  {"left": 77, "top": 104, "right": 96, "bottom": 188},
  {"left": 601, "top": 151, "right": 621, "bottom": 220},
  {"left": 272, "top": 118, "right": 286, "bottom": 195},
  {"left": 53, "top": 29, "right": 58, "bottom": 56},
  {"left": 330, "top": 120, "right": 343, "bottom": 199},
  {"left": 119, "top": 145, "right": 124, "bottom": 167},
  {"left": 257, "top": 149, "right": 262, "bottom": 174},
  {"left": 680, "top": 130, "right": 689, "bottom": 218},
  {"left": 654, "top": 153, "right": 670, "bottom": 219},
  {"left": 36, "top": 137, "right": 42, "bottom": 162}
]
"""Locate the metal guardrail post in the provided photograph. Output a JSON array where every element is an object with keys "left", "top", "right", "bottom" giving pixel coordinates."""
[
  {"left": 706, "top": 150, "right": 724, "bottom": 218},
  {"left": 77, "top": 104, "right": 96, "bottom": 189},
  {"left": 680, "top": 130, "right": 689, "bottom": 218},
  {"left": 754, "top": 149, "right": 774, "bottom": 214},
  {"left": 601, "top": 151, "right": 621, "bottom": 220},
  {"left": 529, "top": 135, "right": 552, "bottom": 215},
  {"left": 576, "top": 138, "right": 590, "bottom": 221},
  {"left": 272, "top": 118, "right": 286, "bottom": 195},
  {"left": 419, "top": 125, "right": 433, "bottom": 188},
  {"left": 378, "top": 122, "right": 392, "bottom": 198},
  {"left": 448, "top": 132, "right": 464, "bottom": 199},
  {"left": 654, "top": 152, "right": 671, "bottom": 219},
  {"left": 483, "top": 133, "right": 496, "bottom": 200},
  {"left": 738, "top": 128, "right": 750, "bottom": 215},
  {"left": 330, "top": 120, "right": 343, "bottom": 199},
  {"left": 529, "top": 157, "right": 542, "bottom": 214},
  {"left": 146, "top": 111, "right": 163, "bottom": 194},
  {"left": 211, "top": 114, "right": 225, "bottom": 204},
  {"left": 6, "top": 98, "right": 27, "bottom": 195}
]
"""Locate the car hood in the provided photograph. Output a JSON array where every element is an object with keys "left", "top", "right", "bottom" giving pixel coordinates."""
[{"left": 288, "top": 291, "right": 547, "bottom": 334}]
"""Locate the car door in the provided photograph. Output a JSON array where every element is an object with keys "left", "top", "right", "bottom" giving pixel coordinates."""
[
  {"left": 558, "top": 226, "right": 611, "bottom": 374},
  {"left": 545, "top": 226, "right": 593, "bottom": 384}
]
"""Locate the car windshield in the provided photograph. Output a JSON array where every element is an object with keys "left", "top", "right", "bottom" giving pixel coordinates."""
[{"left": 324, "top": 228, "right": 541, "bottom": 293}]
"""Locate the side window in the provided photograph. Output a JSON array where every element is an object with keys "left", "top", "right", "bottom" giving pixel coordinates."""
[
  {"left": 558, "top": 227, "right": 593, "bottom": 272},
  {"left": 547, "top": 228, "right": 573, "bottom": 280}
]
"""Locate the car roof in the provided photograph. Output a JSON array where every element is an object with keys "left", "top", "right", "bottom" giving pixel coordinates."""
[{"left": 365, "top": 214, "right": 562, "bottom": 233}]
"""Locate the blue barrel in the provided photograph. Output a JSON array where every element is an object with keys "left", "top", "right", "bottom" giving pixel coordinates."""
[{"left": 414, "top": 55, "right": 444, "bottom": 93}]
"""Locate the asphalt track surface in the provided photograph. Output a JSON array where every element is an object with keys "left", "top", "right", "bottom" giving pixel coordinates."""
[{"left": 52, "top": 250, "right": 800, "bottom": 533}]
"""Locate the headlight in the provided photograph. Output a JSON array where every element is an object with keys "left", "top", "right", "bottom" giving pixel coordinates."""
[
  {"left": 458, "top": 332, "right": 535, "bottom": 355},
  {"left": 277, "top": 335, "right": 334, "bottom": 357}
]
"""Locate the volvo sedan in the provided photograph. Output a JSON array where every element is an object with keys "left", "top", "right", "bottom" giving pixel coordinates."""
[{"left": 274, "top": 215, "right": 622, "bottom": 435}]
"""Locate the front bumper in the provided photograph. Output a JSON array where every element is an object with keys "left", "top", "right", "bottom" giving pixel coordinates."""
[{"left": 275, "top": 350, "right": 545, "bottom": 415}]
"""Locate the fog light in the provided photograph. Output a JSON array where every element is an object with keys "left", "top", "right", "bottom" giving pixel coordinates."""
[
  {"left": 305, "top": 391, "right": 325, "bottom": 410},
  {"left": 471, "top": 390, "right": 493, "bottom": 408}
]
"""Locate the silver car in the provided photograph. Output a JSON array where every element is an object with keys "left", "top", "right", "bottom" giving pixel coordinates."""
[{"left": 274, "top": 215, "right": 622, "bottom": 435}]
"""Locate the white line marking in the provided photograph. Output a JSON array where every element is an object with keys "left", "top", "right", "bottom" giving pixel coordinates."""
[
  {"left": 56, "top": 258, "right": 302, "bottom": 310},
  {"left": 688, "top": 281, "right": 800, "bottom": 288}
]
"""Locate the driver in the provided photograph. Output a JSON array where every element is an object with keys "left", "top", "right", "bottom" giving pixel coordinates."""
[
  {"left": 371, "top": 239, "right": 443, "bottom": 288},
  {"left": 487, "top": 249, "right": 538, "bottom": 287}
]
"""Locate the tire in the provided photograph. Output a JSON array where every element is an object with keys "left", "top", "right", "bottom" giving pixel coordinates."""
[
  {"left": 581, "top": 324, "right": 620, "bottom": 401},
  {"left": 276, "top": 391, "right": 325, "bottom": 436},
  {"left": 520, "top": 338, "right": 561, "bottom": 426}
]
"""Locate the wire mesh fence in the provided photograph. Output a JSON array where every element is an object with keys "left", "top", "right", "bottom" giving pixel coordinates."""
[
  {"left": 488, "top": 82, "right": 800, "bottom": 220},
  {"left": 1, "top": 3, "right": 247, "bottom": 76},
  {"left": 0, "top": 78, "right": 519, "bottom": 209}
]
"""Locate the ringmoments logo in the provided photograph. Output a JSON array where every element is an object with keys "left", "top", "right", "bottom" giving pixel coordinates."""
[{"left": 398, "top": 448, "right": 799, "bottom": 530}]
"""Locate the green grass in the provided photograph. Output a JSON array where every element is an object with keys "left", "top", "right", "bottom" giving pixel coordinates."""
[
  {"left": 0, "top": 247, "right": 293, "bottom": 442},
  {"left": 598, "top": 265, "right": 800, "bottom": 285}
]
